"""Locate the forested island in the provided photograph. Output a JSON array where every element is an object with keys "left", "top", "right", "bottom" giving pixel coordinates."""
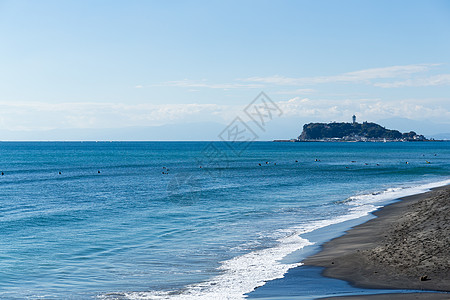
[{"left": 275, "top": 120, "right": 431, "bottom": 142}]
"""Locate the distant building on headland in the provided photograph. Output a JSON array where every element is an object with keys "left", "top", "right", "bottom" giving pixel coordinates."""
[{"left": 352, "top": 115, "right": 356, "bottom": 124}]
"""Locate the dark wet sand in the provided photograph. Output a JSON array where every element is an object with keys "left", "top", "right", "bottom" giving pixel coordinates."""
[
  {"left": 304, "top": 185, "right": 450, "bottom": 299},
  {"left": 320, "top": 292, "right": 449, "bottom": 299}
]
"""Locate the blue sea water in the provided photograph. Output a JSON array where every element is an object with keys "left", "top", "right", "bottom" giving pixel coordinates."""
[{"left": 0, "top": 141, "right": 449, "bottom": 299}]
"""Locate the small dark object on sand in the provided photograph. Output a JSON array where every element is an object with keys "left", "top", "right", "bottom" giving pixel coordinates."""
[{"left": 420, "top": 275, "right": 428, "bottom": 281}]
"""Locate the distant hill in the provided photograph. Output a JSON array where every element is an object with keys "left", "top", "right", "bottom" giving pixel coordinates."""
[
  {"left": 298, "top": 122, "right": 427, "bottom": 141},
  {"left": 0, "top": 122, "right": 227, "bottom": 141},
  {"left": 430, "top": 132, "right": 450, "bottom": 140},
  {"left": 377, "top": 117, "right": 450, "bottom": 137}
]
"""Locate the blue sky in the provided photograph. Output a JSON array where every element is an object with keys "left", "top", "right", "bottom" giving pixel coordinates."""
[{"left": 0, "top": 0, "right": 449, "bottom": 139}]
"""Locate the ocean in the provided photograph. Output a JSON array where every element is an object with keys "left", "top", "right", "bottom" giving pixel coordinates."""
[{"left": 0, "top": 141, "right": 449, "bottom": 299}]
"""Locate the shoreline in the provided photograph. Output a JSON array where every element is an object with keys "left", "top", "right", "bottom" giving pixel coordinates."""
[{"left": 303, "top": 185, "right": 450, "bottom": 297}]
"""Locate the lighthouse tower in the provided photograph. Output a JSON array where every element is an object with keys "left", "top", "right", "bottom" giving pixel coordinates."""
[{"left": 352, "top": 115, "right": 356, "bottom": 124}]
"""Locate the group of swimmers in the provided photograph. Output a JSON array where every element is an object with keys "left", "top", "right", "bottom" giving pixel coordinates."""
[{"left": 0, "top": 155, "right": 437, "bottom": 177}]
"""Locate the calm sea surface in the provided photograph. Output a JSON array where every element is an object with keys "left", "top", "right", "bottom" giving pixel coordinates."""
[{"left": 0, "top": 141, "right": 449, "bottom": 299}]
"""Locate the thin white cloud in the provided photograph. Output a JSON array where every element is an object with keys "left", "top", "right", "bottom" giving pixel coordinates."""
[
  {"left": 0, "top": 94, "right": 448, "bottom": 133},
  {"left": 243, "top": 63, "right": 440, "bottom": 86},
  {"left": 151, "top": 64, "right": 442, "bottom": 93},
  {"left": 374, "top": 74, "right": 450, "bottom": 88},
  {"left": 343, "top": 64, "right": 439, "bottom": 80},
  {"left": 274, "top": 88, "right": 315, "bottom": 95},
  {"left": 275, "top": 97, "right": 450, "bottom": 122},
  {"left": 277, "top": 97, "right": 450, "bottom": 121},
  {"left": 154, "top": 79, "right": 263, "bottom": 89},
  {"left": 0, "top": 102, "right": 230, "bottom": 131}
]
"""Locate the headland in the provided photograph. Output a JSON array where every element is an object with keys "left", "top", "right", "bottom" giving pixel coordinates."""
[{"left": 274, "top": 118, "right": 435, "bottom": 142}]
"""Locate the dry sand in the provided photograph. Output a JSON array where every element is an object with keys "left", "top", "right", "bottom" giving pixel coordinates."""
[{"left": 303, "top": 185, "right": 450, "bottom": 298}]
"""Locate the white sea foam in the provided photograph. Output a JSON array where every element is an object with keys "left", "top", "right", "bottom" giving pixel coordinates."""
[
  {"left": 108, "top": 232, "right": 312, "bottom": 300},
  {"left": 102, "top": 178, "right": 450, "bottom": 300},
  {"left": 344, "top": 178, "right": 450, "bottom": 207}
]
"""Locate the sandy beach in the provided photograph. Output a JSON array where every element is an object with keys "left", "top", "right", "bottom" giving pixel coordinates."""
[
  {"left": 319, "top": 293, "right": 449, "bottom": 300},
  {"left": 304, "top": 185, "right": 450, "bottom": 298}
]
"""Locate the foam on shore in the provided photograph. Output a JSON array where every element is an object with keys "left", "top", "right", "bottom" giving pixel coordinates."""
[
  {"left": 304, "top": 182, "right": 450, "bottom": 293},
  {"left": 101, "top": 178, "right": 450, "bottom": 300}
]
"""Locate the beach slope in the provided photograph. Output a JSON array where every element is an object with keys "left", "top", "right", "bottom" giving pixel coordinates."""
[{"left": 303, "top": 185, "right": 450, "bottom": 292}]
